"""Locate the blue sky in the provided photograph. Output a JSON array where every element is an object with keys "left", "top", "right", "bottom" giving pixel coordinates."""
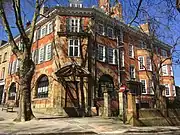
[{"left": 0, "top": 0, "right": 180, "bottom": 85}]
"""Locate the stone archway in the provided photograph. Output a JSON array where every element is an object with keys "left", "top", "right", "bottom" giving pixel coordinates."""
[
  {"left": 98, "top": 74, "right": 115, "bottom": 98},
  {"left": 55, "top": 63, "right": 90, "bottom": 117},
  {"left": 96, "top": 74, "right": 118, "bottom": 117}
]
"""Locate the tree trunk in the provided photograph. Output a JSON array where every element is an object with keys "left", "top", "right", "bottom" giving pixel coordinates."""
[
  {"left": 14, "top": 57, "right": 35, "bottom": 121},
  {"left": 155, "top": 84, "right": 161, "bottom": 109}
]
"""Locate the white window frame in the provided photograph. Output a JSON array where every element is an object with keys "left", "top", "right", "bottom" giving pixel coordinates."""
[
  {"left": 149, "top": 81, "right": 154, "bottom": 95},
  {"left": 41, "top": 25, "right": 47, "bottom": 38},
  {"left": 130, "top": 65, "right": 135, "bottom": 79},
  {"left": 108, "top": 48, "right": 113, "bottom": 64},
  {"left": 172, "top": 85, "right": 176, "bottom": 97},
  {"left": 47, "top": 22, "right": 53, "bottom": 34},
  {"left": 69, "top": 18, "right": 80, "bottom": 32},
  {"left": 164, "top": 84, "right": 170, "bottom": 97},
  {"left": 162, "top": 64, "right": 168, "bottom": 76},
  {"left": 45, "top": 43, "right": 52, "bottom": 61},
  {"left": 140, "top": 79, "right": 147, "bottom": 94},
  {"left": 11, "top": 61, "right": 16, "bottom": 74},
  {"left": 170, "top": 65, "right": 174, "bottom": 76},
  {"left": 108, "top": 48, "right": 117, "bottom": 64},
  {"left": 32, "top": 49, "right": 38, "bottom": 64},
  {"left": 98, "top": 44, "right": 106, "bottom": 62},
  {"left": 146, "top": 56, "right": 152, "bottom": 71},
  {"left": 107, "top": 27, "right": 114, "bottom": 38},
  {"left": 129, "top": 44, "right": 134, "bottom": 58},
  {"left": 98, "top": 23, "right": 104, "bottom": 35},
  {"left": 39, "top": 47, "right": 45, "bottom": 63},
  {"left": 120, "top": 50, "right": 125, "bottom": 67},
  {"left": 70, "top": 3, "right": 83, "bottom": 8},
  {"left": 33, "top": 31, "right": 36, "bottom": 42},
  {"left": 15, "top": 59, "right": 19, "bottom": 73},
  {"left": 138, "top": 56, "right": 145, "bottom": 70},
  {"left": 68, "top": 38, "right": 80, "bottom": 57}
]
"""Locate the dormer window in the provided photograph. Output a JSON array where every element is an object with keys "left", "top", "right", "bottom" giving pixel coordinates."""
[
  {"left": 107, "top": 27, "right": 113, "bottom": 38},
  {"left": 69, "top": 0, "right": 83, "bottom": 8},
  {"left": 70, "top": 3, "right": 83, "bottom": 8},
  {"left": 98, "top": 23, "right": 104, "bottom": 35},
  {"left": 69, "top": 18, "right": 80, "bottom": 32}
]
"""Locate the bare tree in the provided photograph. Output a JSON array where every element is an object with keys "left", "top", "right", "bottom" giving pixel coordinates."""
[
  {"left": 124, "top": 0, "right": 179, "bottom": 109},
  {"left": 0, "top": 0, "right": 45, "bottom": 121}
]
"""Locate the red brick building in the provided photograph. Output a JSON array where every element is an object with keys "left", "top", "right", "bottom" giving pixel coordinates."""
[{"left": 3, "top": 0, "right": 175, "bottom": 116}]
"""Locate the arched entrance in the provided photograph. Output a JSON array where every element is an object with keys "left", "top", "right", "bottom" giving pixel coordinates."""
[
  {"left": 55, "top": 63, "right": 90, "bottom": 117},
  {"left": 98, "top": 74, "right": 115, "bottom": 98},
  {"left": 96, "top": 74, "right": 118, "bottom": 116}
]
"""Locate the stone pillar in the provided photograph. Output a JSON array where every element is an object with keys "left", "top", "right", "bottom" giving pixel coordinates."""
[
  {"left": 118, "top": 92, "right": 123, "bottom": 119},
  {"left": 103, "top": 87, "right": 110, "bottom": 117},
  {"left": 127, "top": 93, "right": 138, "bottom": 126}
]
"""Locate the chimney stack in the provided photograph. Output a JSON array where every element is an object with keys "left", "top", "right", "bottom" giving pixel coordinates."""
[
  {"left": 98, "top": 0, "right": 110, "bottom": 13},
  {"left": 139, "top": 23, "right": 150, "bottom": 35},
  {"left": 40, "top": 4, "right": 49, "bottom": 15},
  {"left": 111, "top": 1, "right": 123, "bottom": 20}
]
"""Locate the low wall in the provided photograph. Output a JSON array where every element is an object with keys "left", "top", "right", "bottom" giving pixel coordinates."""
[
  {"left": 32, "top": 107, "right": 67, "bottom": 116},
  {"left": 135, "top": 108, "right": 180, "bottom": 126}
]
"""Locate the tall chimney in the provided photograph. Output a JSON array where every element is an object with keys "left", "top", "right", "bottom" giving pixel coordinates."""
[
  {"left": 139, "top": 23, "right": 150, "bottom": 35},
  {"left": 98, "top": 0, "right": 110, "bottom": 13},
  {"left": 111, "top": 1, "right": 123, "bottom": 20}
]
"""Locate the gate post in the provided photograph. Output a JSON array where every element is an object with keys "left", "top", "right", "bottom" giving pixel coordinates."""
[
  {"left": 127, "top": 92, "right": 138, "bottom": 126},
  {"left": 118, "top": 92, "right": 123, "bottom": 119},
  {"left": 103, "top": 87, "right": 110, "bottom": 117}
]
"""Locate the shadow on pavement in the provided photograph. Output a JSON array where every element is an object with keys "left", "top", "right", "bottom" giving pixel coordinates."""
[{"left": 34, "top": 132, "right": 97, "bottom": 135}]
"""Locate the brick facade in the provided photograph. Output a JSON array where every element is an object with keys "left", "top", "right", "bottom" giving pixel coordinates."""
[{"left": 1, "top": 0, "right": 176, "bottom": 116}]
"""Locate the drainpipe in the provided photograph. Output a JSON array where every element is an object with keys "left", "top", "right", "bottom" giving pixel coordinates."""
[
  {"left": 117, "top": 32, "right": 123, "bottom": 119},
  {"left": 117, "top": 28, "right": 126, "bottom": 123}
]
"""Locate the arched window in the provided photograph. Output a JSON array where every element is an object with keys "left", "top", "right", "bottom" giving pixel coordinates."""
[
  {"left": 8, "top": 83, "right": 16, "bottom": 100},
  {"left": 37, "top": 75, "right": 49, "bottom": 98}
]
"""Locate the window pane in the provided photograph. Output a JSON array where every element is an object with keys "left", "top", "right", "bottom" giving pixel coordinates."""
[
  {"left": 129, "top": 45, "right": 134, "bottom": 57},
  {"left": 108, "top": 48, "right": 113, "bottom": 63},
  {"left": 98, "top": 46, "right": 103, "bottom": 60},
  {"left": 69, "top": 47, "right": 73, "bottom": 56},
  {"left": 98, "top": 24, "right": 104, "bottom": 35},
  {"left": 107, "top": 28, "right": 113, "bottom": 38},
  {"left": 140, "top": 80, "right": 146, "bottom": 93},
  {"left": 130, "top": 66, "right": 135, "bottom": 79},
  {"left": 37, "top": 76, "right": 49, "bottom": 98},
  {"left": 74, "top": 47, "right": 79, "bottom": 56},
  {"left": 75, "top": 39, "right": 78, "bottom": 45},
  {"left": 139, "top": 57, "right": 144, "bottom": 69}
]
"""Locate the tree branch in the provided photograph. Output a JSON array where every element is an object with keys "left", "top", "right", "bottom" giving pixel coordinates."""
[
  {"left": 0, "top": 1, "right": 20, "bottom": 55},
  {"left": 128, "top": 0, "right": 143, "bottom": 26},
  {"left": 28, "top": 0, "right": 42, "bottom": 46},
  {"left": 12, "top": 0, "right": 27, "bottom": 39}
]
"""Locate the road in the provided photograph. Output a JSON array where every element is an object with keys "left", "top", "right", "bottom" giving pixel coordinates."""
[{"left": 0, "top": 106, "right": 180, "bottom": 134}]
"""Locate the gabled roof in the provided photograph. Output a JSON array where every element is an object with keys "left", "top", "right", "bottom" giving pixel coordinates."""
[{"left": 55, "top": 63, "right": 90, "bottom": 77}]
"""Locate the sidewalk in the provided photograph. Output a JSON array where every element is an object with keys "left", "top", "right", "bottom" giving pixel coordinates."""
[{"left": 1, "top": 107, "right": 180, "bottom": 134}]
